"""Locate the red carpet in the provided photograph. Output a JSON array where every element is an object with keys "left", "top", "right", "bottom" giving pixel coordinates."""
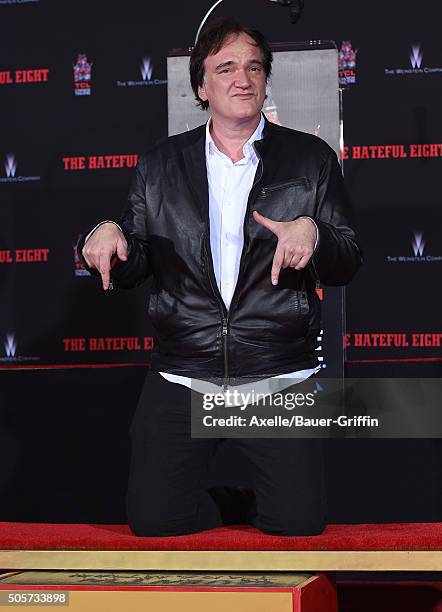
[{"left": 0, "top": 522, "right": 441, "bottom": 550}]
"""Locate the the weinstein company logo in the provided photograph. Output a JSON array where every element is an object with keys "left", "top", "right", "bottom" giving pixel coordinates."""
[
  {"left": 5, "top": 154, "right": 16, "bottom": 177},
  {"left": 409, "top": 45, "right": 423, "bottom": 69},
  {"left": 4, "top": 334, "right": 16, "bottom": 358},
  {"left": 0, "top": 334, "right": 39, "bottom": 364},
  {"left": 73, "top": 54, "right": 93, "bottom": 96},
  {"left": 117, "top": 57, "right": 167, "bottom": 87},
  {"left": 385, "top": 45, "right": 442, "bottom": 75},
  {"left": 0, "top": 154, "right": 40, "bottom": 183},
  {"left": 338, "top": 41, "right": 357, "bottom": 87},
  {"left": 387, "top": 232, "right": 442, "bottom": 263},
  {"left": 412, "top": 232, "right": 425, "bottom": 257},
  {"left": 140, "top": 57, "right": 153, "bottom": 81}
]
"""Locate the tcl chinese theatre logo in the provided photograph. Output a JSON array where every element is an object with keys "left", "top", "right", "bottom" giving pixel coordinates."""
[{"left": 73, "top": 54, "right": 93, "bottom": 96}]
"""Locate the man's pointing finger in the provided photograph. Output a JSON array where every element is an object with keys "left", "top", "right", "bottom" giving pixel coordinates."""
[
  {"left": 98, "top": 252, "right": 112, "bottom": 291},
  {"left": 271, "top": 245, "right": 285, "bottom": 286}
]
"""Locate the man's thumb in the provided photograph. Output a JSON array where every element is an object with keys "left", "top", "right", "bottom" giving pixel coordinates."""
[
  {"left": 253, "top": 210, "right": 279, "bottom": 235},
  {"left": 116, "top": 238, "right": 128, "bottom": 261}
]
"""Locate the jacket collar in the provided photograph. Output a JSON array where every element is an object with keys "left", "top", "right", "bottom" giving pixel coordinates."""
[
  {"left": 181, "top": 113, "right": 273, "bottom": 219},
  {"left": 182, "top": 123, "right": 208, "bottom": 220}
]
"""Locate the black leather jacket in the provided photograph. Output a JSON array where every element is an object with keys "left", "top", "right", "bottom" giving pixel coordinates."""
[{"left": 79, "top": 117, "right": 362, "bottom": 382}]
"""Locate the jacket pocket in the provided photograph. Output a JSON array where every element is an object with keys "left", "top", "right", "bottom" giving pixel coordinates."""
[
  {"left": 149, "top": 289, "right": 181, "bottom": 334},
  {"left": 289, "top": 289, "right": 310, "bottom": 317},
  {"left": 235, "top": 289, "right": 312, "bottom": 344},
  {"left": 258, "top": 177, "right": 310, "bottom": 198}
]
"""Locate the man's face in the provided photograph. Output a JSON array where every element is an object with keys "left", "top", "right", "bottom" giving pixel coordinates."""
[{"left": 198, "top": 32, "right": 267, "bottom": 124}]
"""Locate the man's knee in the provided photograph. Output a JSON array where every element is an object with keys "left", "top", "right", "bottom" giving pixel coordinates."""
[
  {"left": 278, "top": 518, "right": 326, "bottom": 536},
  {"left": 259, "top": 517, "right": 327, "bottom": 536},
  {"left": 129, "top": 519, "right": 171, "bottom": 537},
  {"left": 254, "top": 505, "right": 327, "bottom": 536},
  {"left": 128, "top": 513, "right": 192, "bottom": 537}
]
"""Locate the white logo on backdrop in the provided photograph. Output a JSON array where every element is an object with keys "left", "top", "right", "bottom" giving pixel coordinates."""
[
  {"left": 385, "top": 44, "right": 442, "bottom": 75},
  {"left": 412, "top": 232, "right": 425, "bottom": 257},
  {"left": 4, "top": 154, "right": 16, "bottom": 178},
  {"left": 117, "top": 57, "right": 166, "bottom": 88},
  {"left": 4, "top": 334, "right": 16, "bottom": 358},
  {"left": 386, "top": 232, "right": 442, "bottom": 263},
  {"left": 0, "top": 154, "right": 40, "bottom": 183},
  {"left": 140, "top": 57, "right": 154, "bottom": 81},
  {"left": 409, "top": 45, "right": 423, "bottom": 69}
]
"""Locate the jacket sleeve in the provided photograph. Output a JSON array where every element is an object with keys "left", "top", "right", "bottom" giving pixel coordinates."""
[
  {"left": 306, "top": 147, "right": 362, "bottom": 286},
  {"left": 76, "top": 154, "right": 152, "bottom": 289}
]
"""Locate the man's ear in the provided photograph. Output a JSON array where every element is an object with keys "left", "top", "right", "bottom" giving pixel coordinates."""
[{"left": 198, "top": 83, "right": 208, "bottom": 102}]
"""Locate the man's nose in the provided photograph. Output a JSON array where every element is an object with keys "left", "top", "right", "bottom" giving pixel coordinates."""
[{"left": 234, "top": 67, "right": 252, "bottom": 88}]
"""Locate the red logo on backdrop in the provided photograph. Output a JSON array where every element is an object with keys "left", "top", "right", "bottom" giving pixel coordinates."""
[
  {"left": 0, "top": 68, "right": 49, "bottom": 85},
  {"left": 341, "top": 144, "right": 442, "bottom": 160},
  {"left": 344, "top": 333, "right": 442, "bottom": 348},
  {"left": 73, "top": 240, "right": 91, "bottom": 277},
  {"left": 63, "top": 337, "right": 155, "bottom": 352},
  {"left": 0, "top": 248, "right": 49, "bottom": 264},
  {"left": 73, "top": 54, "right": 93, "bottom": 96},
  {"left": 338, "top": 41, "right": 357, "bottom": 87},
  {"left": 63, "top": 154, "right": 139, "bottom": 170}
]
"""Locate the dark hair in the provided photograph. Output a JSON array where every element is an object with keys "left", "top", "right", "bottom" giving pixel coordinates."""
[{"left": 189, "top": 17, "right": 273, "bottom": 111}]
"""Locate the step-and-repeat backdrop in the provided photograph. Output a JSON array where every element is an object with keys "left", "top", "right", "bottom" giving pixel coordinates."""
[{"left": 1, "top": 0, "right": 441, "bottom": 371}]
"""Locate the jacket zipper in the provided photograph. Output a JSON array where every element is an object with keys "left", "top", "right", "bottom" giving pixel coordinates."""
[
  {"left": 311, "top": 257, "right": 322, "bottom": 295},
  {"left": 203, "top": 142, "right": 264, "bottom": 390},
  {"left": 203, "top": 238, "right": 230, "bottom": 389},
  {"left": 259, "top": 177, "right": 308, "bottom": 197},
  {"left": 221, "top": 318, "right": 229, "bottom": 390}
]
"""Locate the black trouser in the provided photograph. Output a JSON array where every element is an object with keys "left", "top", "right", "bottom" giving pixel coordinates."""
[{"left": 127, "top": 371, "right": 327, "bottom": 536}]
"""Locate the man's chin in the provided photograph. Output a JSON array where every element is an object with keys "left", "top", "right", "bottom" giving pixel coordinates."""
[{"left": 230, "top": 105, "right": 262, "bottom": 121}]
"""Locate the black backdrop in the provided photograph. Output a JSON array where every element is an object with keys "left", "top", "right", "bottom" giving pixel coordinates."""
[{"left": 0, "top": 0, "right": 441, "bottom": 524}]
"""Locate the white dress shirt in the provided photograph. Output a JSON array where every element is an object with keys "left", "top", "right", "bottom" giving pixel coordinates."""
[{"left": 161, "top": 114, "right": 320, "bottom": 395}]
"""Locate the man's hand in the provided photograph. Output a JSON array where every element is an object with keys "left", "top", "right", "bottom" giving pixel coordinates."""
[
  {"left": 253, "top": 211, "right": 317, "bottom": 286},
  {"left": 82, "top": 223, "right": 128, "bottom": 290}
]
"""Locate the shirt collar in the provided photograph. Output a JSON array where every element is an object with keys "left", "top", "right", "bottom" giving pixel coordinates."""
[{"left": 205, "top": 113, "right": 265, "bottom": 163}]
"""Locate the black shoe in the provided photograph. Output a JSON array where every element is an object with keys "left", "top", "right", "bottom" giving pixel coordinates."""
[{"left": 207, "top": 486, "right": 257, "bottom": 525}]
